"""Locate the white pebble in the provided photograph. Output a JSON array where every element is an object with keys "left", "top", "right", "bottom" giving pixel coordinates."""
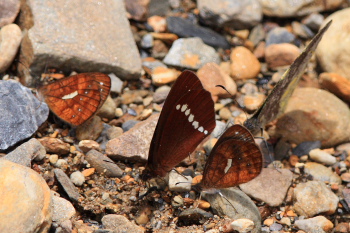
[
  {"left": 168, "top": 170, "right": 192, "bottom": 192},
  {"left": 309, "top": 149, "right": 336, "bottom": 165},
  {"left": 70, "top": 171, "right": 85, "bottom": 186}
]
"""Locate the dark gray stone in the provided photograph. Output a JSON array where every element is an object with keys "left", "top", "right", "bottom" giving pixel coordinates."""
[
  {"left": 166, "top": 16, "right": 230, "bottom": 49},
  {"left": 292, "top": 141, "right": 322, "bottom": 157},
  {"left": 0, "top": 80, "right": 49, "bottom": 150},
  {"left": 86, "top": 149, "right": 123, "bottom": 177},
  {"left": 266, "top": 27, "right": 296, "bottom": 46},
  {"left": 54, "top": 168, "right": 81, "bottom": 202}
]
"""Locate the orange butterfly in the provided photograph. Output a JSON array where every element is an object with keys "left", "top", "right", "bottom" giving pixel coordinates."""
[{"left": 38, "top": 72, "right": 111, "bottom": 126}]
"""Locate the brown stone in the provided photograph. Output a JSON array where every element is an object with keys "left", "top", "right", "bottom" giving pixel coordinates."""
[
  {"left": 265, "top": 43, "right": 300, "bottom": 69},
  {"left": 230, "top": 46, "right": 261, "bottom": 79},
  {"left": 38, "top": 137, "right": 70, "bottom": 155},
  {"left": 319, "top": 72, "right": 350, "bottom": 103}
]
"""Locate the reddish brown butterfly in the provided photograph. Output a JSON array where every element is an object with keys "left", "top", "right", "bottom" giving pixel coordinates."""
[
  {"left": 143, "top": 70, "right": 216, "bottom": 179},
  {"left": 38, "top": 72, "right": 111, "bottom": 126},
  {"left": 198, "top": 124, "right": 263, "bottom": 189}
]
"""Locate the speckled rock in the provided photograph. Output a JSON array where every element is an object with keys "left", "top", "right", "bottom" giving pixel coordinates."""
[
  {"left": 316, "top": 9, "right": 350, "bottom": 80},
  {"left": 272, "top": 88, "right": 350, "bottom": 147}
]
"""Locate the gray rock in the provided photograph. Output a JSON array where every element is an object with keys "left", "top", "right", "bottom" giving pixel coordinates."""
[
  {"left": 302, "top": 13, "right": 324, "bottom": 31},
  {"left": 54, "top": 168, "right": 80, "bottom": 202},
  {"left": 198, "top": 0, "right": 262, "bottom": 29},
  {"left": 4, "top": 138, "right": 46, "bottom": 167},
  {"left": 168, "top": 170, "right": 192, "bottom": 192},
  {"left": 249, "top": 24, "right": 265, "bottom": 46},
  {"left": 0, "top": 0, "right": 20, "bottom": 27},
  {"left": 309, "top": 148, "right": 336, "bottom": 165},
  {"left": 109, "top": 73, "right": 124, "bottom": 94},
  {"left": 163, "top": 38, "right": 220, "bottom": 70},
  {"left": 295, "top": 216, "right": 334, "bottom": 233},
  {"left": 86, "top": 149, "right": 123, "bottom": 177},
  {"left": 304, "top": 162, "right": 342, "bottom": 184},
  {"left": 0, "top": 80, "right": 49, "bottom": 150},
  {"left": 292, "top": 141, "right": 322, "bottom": 157},
  {"left": 19, "top": 0, "right": 141, "bottom": 82},
  {"left": 212, "top": 120, "right": 227, "bottom": 138},
  {"left": 240, "top": 168, "right": 293, "bottom": 207},
  {"left": 52, "top": 194, "right": 76, "bottom": 223},
  {"left": 265, "top": 27, "right": 296, "bottom": 46},
  {"left": 122, "top": 120, "right": 140, "bottom": 132},
  {"left": 202, "top": 188, "right": 261, "bottom": 233},
  {"left": 166, "top": 16, "right": 230, "bottom": 49},
  {"left": 293, "top": 180, "right": 339, "bottom": 218}
]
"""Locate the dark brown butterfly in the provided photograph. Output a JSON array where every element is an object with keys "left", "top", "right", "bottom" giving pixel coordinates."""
[
  {"left": 244, "top": 20, "right": 332, "bottom": 135},
  {"left": 199, "top": 124, "right": 263, "bottom": 189},
  {"left": 143, "top": 70, "right": 216, "bottom": 179},
  {"left": 38, "top": 72, "right": 111, "bottom": 126}
]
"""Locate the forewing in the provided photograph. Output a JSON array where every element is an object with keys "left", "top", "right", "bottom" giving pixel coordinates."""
[
  {"left": 244, "top": 21, "right": 332, "bottom": 134},
  {"left": 148, "top": 71, "right": 216, "bottom": 177},
  {"left": 201, "top": 125, "right": 263, "bottom": 189},
  {"left": 38, "top": 72, "right": 111, "bottom": 125}
]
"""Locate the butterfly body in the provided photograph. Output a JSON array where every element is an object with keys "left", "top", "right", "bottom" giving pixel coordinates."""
[
  {"left": 199, "top": 124, "right": 263, "bottom": 189},
  {"left": 38, "top": 72, "right": 111, "bottom": 126},
  {"left": 144, "top": 70, "right": 216, "bottom": 179}
]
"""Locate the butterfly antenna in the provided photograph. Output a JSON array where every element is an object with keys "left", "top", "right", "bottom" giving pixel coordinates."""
[
  {"left": 217, "top": 190, "right": 237, "bottom": 213},
  {"left": 171, "top": 168, "right": 189, "bottom": 180},
  {"left": 216, "top": 84, "right": 249, "bottom": 122}
]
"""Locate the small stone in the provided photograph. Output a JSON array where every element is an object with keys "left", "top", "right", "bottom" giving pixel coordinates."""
[
  {"left": 115, "top": 108, "right": 124, "bottom": 117},
  {"left": 289, "top": 155, "right": 299, "bottom": 166},
  {"left": 163, "top": 37, "right": 220, "bottom": 70},
  {"left": 309, "top": 148, "right": 336, "bottom": 165},
  {"left": 302, "top": 13, "right": 324, "bottom": 31},
  {"left": 263, "top": 218, "right": 274, "bottom": 226},
  {"left": 168, "top": 170, "right": 192, "bottom": 192},
  {"left": 49, "top": 154, "right": 59, "bottom": 165},
  {"left": 265, "top": 27, "right": 296, "bottom": 46},
  {"left": 341, "top": 173, "right": 350, "bottom": 183},
  {"left": 147, "top": 15, "right": 166, "bottom": 32},
  {"left": 265, "top": 43, "right": 300, "bottom": 69},
  {"left": 172, "top": 195, "right": 184, "bottom": 208},
  {"left": 280, "top": 217, "right": 291, "bottom": 226},
  {"left": 55, "top": 159, "right": 68, "bottom": 169},
  {"left": 0, "top": 24, "right": 22, "bottom": 73},
  {"left": 270, "top": 223, "right": 282, "bottom": 231},
  {"left": 81, "top": 168, "right": 95, "bottom": 177},
  {"left": 230, "top": 46, "right": 261, "bottom": 79},
  {"left": 230, "top": 218, "right": 255, "bottom": 233},
  {"left": 178, "top": 208, "right": 213, "bottom": 226},
  {"left": 38, "top": 137, "right": 70, "bottom": 155},
  {"left": 52, "top": 195, "right": 76, "bottom": 223},
  {"left": 86, "top": 149, "right": 123, "bottom": 177},
  {"left": 151, "top": 67, "right": 178, "bottom": 85},
  {"left": 304, "top": 162, "right": 342, "bottom": 184},
  {"left": 102, "top": 214, "right": 143, "bottom": 233},
  {"left": 54, "top": 169, "right": 80, "bottom": 202},
  {"left": 106, "top": 126, "right": 123, "bottom": 140},
  {"left": 295, "top": 216, "right": 334, "bottom": 233},
  {"left": 78, "top": 140, "right": 100, "bottom": 153},
  {"left": 70, "top": 171, "right": 85, "bottom": 186},
  {"left": 219, "top": 107, "right": 232, "bottom": 120},
  {"left": 75, "top": 116, "right": 104, "bottom": 141},
  {"left": 197, "top": 200, "right": 210, "bottom": 210}
]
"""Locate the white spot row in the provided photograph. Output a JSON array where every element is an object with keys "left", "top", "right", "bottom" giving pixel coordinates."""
[{"left": 176, "top": 104, "right": 209, "bottom": 135}]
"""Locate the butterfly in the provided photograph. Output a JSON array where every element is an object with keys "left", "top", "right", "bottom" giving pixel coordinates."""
[
  {"left": 38, "top": 72, "right": 111, "bottom": 126},
  {"left": 143, "top": 70, "right": 216, "bottom": 179},
  {"left": 198, "top": 124, "right": 263, "bottom": 190},
  {"left": 244, "top": 20, "right": 332, "bottom": 135}
]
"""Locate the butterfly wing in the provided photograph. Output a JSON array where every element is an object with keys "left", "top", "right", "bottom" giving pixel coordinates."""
[
  {"left": 244, "top": 21, "right": 332, "bottom": 135},
  {"left": 147, "top": 70, "right": 216, "bottom": 177},
  {"left": 38, "top": 72, "right": 111, "bottom": 126},
  {"left": 201, "top": 125, "right": 263, "bottom": 189}
]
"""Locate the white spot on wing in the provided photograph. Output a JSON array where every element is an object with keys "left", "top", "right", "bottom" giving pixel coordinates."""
[
  {"left": 181, "top": 104, "right": 188, "bottom": 112},
  {"left": 224, "top": 159, "right": 232, "bottom": 173},
  {"left": 62, "top": 91, "right": 79, "bottom": 100},
  {"left": 188, "top": 114, "right": 194, "bottom": 122},
  {"left": 176, "top": 104, "right": 180, "bottom": 110},
  {"left": 192, "top": 121, "right": 199, "bottom": 129},
  {"left": 198, "top": 126, "right": 204, "bottom": 133},
  {"left": 204, "top": 130, "right": 208, "bottom": 135},
  {"left": 185, "top": 109, "right": 190, "bottom": 116}
]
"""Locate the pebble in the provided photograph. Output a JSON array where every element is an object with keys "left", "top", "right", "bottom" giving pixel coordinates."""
[
  {"left": 197, "top": 62, "right": 237, "bottom": 101},
  {"left": 291, "top": 21, "right": 314, "bottom": 39},
  {"left": 230, "top": 46, "right": 261, "bottom": 79},
  {"left": 4, "top": 138, "right": 46, "bottom": 167},
  {"left": 54, "top": 168, "right": 81, "bottom": 202},
  {"left": 197, "top": 0, "right": 262, "bottom": 29},
  {"left": 272, "top": 88, "right": 350, "bottom": 147},
  {"left": 101, "top": 214, "right": 143, "bottom": 233},
  {"left": 52, "top": 195, "right": 76, "bottom": 223},
  {"left": 302, "top": 13, "right": 324, "bottom": 31},
  {"left": 172, "top": 195, "right": 184, "bottom": 208},
  {"left": 106, "top": 126, "right": 123, "bottom": 140},
  {"left": 147, "top": 15, "right": 166, "bottom": 32},
  {"left": 295, "top": 216, "right": 334, "bottom": 232},
  {"left": 168, "top": 170, "right": 192, "bottom": 192},
  {"left": 163, "top": 37, "right": 220, "bottom": 70},
  {"left": 265, "top": 43, "right": 300, "bottom": 69},
  {"left": 122, "top": 120, "right": 140, "bottom": 131},
  {"left": 0, "top": 24, "right": 22, "bottom": 73},
  {"left": 280, "top": 217, "right": 291, "bottom": 226},
  {"left": 115, "top": 108, "right": 124, "bottom": 117},
  {"left": 109, "top": 73, "right": 124, "bottom": 94},
  {"left": 319, "top": 72, "right": 350, "bottom": 103},
  {"left": 75, "top": 116, "right": 104, "bottom": 141},
  {"left": 242, "top": 93, "right": 265, "bottom": 111},
  {"left": 316, "top": 9, "right": 350, "bottom": 80},
  {"left": 219, "top": 107, "right": 232, "bottom": 121},
  {"left": 269, "top": 222, "right": 282, "bottom": 231},
  {"left": 292, "top": 141, "right": 322, "bottom": 157},
  {"left": 0, "top": 159, "right": 52, "bottom": 232},
  {"left": 265, "top": 27, "right": 296, "bottom": 46},
  {"left": 55, "top": 159, "right": 68, "bottom": 169},
  {"left": 230, "top": 218, "right": 255, "bottom": 233},
  {"left": 309, "top": 148, "right": 336, "bottom": 165},
  {"left": 249, "top": 24, "right": 265, "bottom": 46},
  {"left": 0, "top": 81, "right": 49, "bottom": 150},
  {"left": 49, "top": 154, "right": 59, "bottom": 165},
  {"left": 151, "top": 67, "right": 178, "bottom": 85},
  {"left": 81, "top": 168, "right": 95, "bottom": 177},
  {"left": 341, "top": 173, "right": 350, "bottom": 183},
  {"left": 304, "top": 162, "right": 342, "bottom": 184},
  {"left": 85, "top": 149, "right": 123, "bottom": 178},
  {"left": 166, "top": 16, "right": 230, "bottom": 49},
  {"left": 263, "top": 218, "right": 274, "bottom": 226},
  {"left": 78, "top": 140, "right": 101, "bottom": 153},
  {"left": 293, "top": 180, "right": 338, "bottom": 217},
  {"left": 240, "top": 168, "right": 293, "bottom": 207},
  {"left": 38, "top": 137, "right": 70, "bottom": 155},
  {"left": 70, "top": 171, "right": 85, "bottom": 186},
  {"left": 178, "top": 208, "right": 213, "bottom": 226}
]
